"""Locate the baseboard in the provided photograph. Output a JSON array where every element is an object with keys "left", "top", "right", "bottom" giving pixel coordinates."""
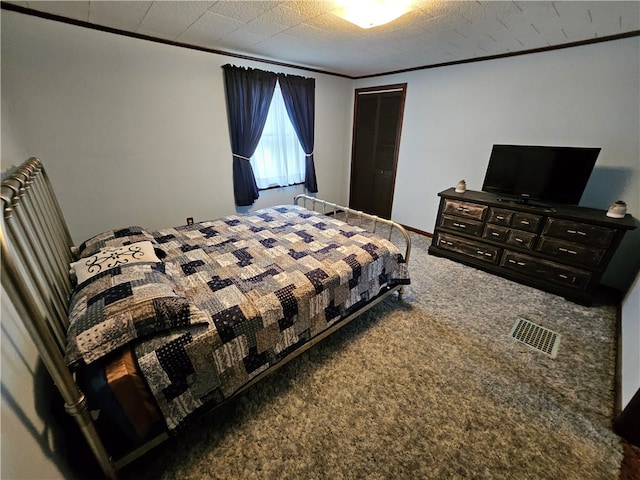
[{"left": 401, "top": 224, "right": 432, "bottom": 238}]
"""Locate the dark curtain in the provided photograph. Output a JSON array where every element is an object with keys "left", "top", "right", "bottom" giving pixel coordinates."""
[
  {"left": 222, "top": 64, "right": 277, "bottom": 206},
  {"left": 278, "top": 73, "right": 318, "bottom": 193}
]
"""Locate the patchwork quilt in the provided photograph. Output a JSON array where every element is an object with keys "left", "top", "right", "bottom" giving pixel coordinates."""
[{"left": 67, "top": 205, "right": 409, "bottom": 433}]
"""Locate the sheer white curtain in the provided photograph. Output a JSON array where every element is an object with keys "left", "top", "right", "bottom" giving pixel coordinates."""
[{"left": 251, "top": 81, "right": 306, "bottom": 189}]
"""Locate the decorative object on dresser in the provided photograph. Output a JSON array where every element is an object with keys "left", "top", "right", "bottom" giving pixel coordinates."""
[
  {"left": 607, "top": 200, "right": 628, "bottom": 218},
  {"left": 455, "top": 179, "right": 467, "bottom": 193},
  {"left": 428, "top": 188, "right": 636, "bottom": 305}
]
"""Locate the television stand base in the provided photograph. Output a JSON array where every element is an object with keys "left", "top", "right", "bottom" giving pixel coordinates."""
[{"left": 496, "top": 195, "right": 556, "bottom": 209}]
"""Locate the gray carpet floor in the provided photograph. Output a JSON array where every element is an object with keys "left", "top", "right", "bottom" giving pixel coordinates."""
[{"left": 121, "top": 232, "right": 622, "bottom": 480}]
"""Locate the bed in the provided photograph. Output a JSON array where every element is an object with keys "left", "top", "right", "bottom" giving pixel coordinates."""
[{"left": 1, "top": 157, "right": 411, "bottom": 478}]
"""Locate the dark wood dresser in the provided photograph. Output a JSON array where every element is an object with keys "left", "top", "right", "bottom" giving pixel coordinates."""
[{"left": 428, "top": 188, "right": 637, "bottom": 305}]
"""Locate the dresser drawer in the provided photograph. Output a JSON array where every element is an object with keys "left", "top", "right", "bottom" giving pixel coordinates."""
[
  {"left": 487, "top": 208, "right": 514, "bottom": 226},
  {"left": 440, "top": 215, "right": 483, "bottom": 236},
  {"left": 435, "top": 233, "right": 500, "bottom": 264},
  {"left": 536, "top": 236, "right": 605, "bottom": 266},
  {"left": 542, "top": 218, "right": 615, "bottom": 248},
  {"left": 500, "top": 250, "right": 592, "bottom": 290},
  {"left": 512, "top": 212, "right": 542, "bottom": 233},
  {"left": 442, "top": 199, "right": 487, "bottom": 221},
  {"left": 505, "top": 230, "right": 537, "bottom": 250},
  {"left": 482, "top": 224, "right": 509, "bottom": 242}
]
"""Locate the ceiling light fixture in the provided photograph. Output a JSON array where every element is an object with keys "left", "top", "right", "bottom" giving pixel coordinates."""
[{"left": 334, "top": 0, "right": 413, "bottom": 29}]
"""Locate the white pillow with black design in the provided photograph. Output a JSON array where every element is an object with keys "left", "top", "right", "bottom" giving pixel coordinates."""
[{"left": 70, "top": 240, "right": 161, "bottom": 285}]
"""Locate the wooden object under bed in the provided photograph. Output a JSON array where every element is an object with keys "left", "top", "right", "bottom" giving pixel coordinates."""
[{"left": 1, "top": 157, "right": 411, "bottom": 478}]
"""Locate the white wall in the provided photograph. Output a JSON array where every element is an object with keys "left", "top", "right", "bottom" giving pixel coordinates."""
[
  {"left": 621, "top": 273, "right": 640, "bottom": 410},
  {"left": 0, "top": 288, "right": 76, "bottom": 480},
  {"left": 1, "top": 97, "right": 28, "bottom": 167},
  {"left": 355, "top": 36, "right": 640, "bottom": 292},
  {"left": 1, "top": 10, "right": 353, "bottom": 245}
]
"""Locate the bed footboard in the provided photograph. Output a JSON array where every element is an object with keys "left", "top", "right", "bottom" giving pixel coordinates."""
[
  {"left": 294, "top": 194, "right": 411, "bottom": 298},
  {"left": 1, "top": 158, "right": 117, "bottom": 479}
]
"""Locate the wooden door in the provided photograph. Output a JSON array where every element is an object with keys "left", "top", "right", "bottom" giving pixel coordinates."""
[{"left": 349, "top": 84, "right": 406, "bottom": 219}]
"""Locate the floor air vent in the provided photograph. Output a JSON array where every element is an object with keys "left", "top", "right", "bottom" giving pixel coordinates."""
[{"left": 510, "top": 316, "right": 560, "bottom": 358}]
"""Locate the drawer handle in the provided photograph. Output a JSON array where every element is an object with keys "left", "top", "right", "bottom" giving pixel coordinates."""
[
  {"left": 558, "top": 247, "right": 577, "bottom": 255},
  {"left": 457, "top": 207, "right": 469, "bottom": 212},
  {"left": 558, "top": 274, "right": 576, "bottom": 283},
  {"left": 491, "top": 232, "right": 500, "bottom": 236},
  {"left": 485, "top": 252, "right": 492, "bottom": 257},
  {"left": 508, "top": 259, "right": 525, "bottom": 266},
  {"left": 496, "top": 215, "right": 504, "bottom": 220},
  {"left": 453, "top": 222, "right": 466, "bottom": 228},
  {"left": 567, "top": 229, "right": 587, "bottom": 236},
  {"left": 515, "top": 238, "right": 523, "bottom": 243},
  {"left": 520, "top": 220, "right": 530, "bottom": 225}
]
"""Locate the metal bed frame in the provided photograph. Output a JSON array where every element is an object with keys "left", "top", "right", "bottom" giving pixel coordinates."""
[{"left": 1, "top": 158, "right": 411, "bottom": 478}]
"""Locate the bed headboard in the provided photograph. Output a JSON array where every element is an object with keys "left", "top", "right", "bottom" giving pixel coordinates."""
[
  {"left": 2, "top": 157, "right": 72, "bottom": 347},
  {"left": 1, "top": 157, "right": 117, "bottom": 478}
]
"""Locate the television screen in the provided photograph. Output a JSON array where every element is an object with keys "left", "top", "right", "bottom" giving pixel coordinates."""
[{"left": 481, "top": 145, "right": 600, "bottom": 205}]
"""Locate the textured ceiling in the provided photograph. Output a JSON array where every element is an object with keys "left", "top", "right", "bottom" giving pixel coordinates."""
[{"left": 4, "top": 1, "right": 640, "bottom": 77}]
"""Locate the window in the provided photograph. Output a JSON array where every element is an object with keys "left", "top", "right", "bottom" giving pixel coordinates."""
[
  {"left": 222, "top": 64, "right": 316, "bottom": 206},
  {"left": 251, "top": 81, "right": 306, "bottom": 189}
]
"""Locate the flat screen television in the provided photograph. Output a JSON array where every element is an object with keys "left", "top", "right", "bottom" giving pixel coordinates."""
[{"left": 481, "top": 144, "right": 600, "bottom": 205}]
